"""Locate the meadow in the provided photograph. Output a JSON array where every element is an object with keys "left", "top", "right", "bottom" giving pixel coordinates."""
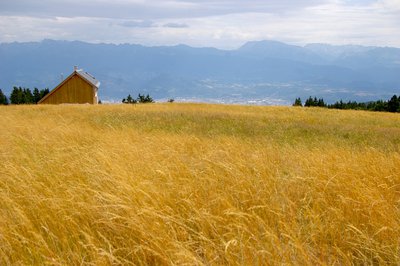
[{"left": 0, "top": 103, "right": 399, "bottom": 265}]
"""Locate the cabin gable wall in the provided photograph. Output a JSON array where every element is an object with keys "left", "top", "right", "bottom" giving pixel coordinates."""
[{"left": 40, "top": 75, "right": 95, "bottom": 104}]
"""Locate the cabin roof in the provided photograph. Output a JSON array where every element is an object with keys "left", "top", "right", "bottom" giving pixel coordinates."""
[{"left": 76, "top": 69, "right": 100, "bottom": 88}]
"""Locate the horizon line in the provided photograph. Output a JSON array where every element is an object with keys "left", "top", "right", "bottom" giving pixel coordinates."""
[{"left": 1, "top": 38, "right": 399, "bottom": 50}]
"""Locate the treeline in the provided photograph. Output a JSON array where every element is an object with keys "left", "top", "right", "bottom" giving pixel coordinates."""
[
  {"left": 0, "top": 87, "right": 50, "bottom": 105},
  {"left": 122, "top": 93, "right": 154, "bottom": 104},
  {"left": 293, "top": 95, "right": 400, "bottom": 113}
]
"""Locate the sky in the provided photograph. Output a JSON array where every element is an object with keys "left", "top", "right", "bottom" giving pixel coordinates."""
[{"left": 0, "top": 0, "right": 399, "bottom": 49}]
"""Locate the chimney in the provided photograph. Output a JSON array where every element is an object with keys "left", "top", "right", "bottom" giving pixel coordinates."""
[{"left": 74, "top": 66, "right": 78, "bottom": 71}]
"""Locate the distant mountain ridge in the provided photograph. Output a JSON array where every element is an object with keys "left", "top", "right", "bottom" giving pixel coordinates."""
[{"left": 0, "top": 39, "right": 399, "bottom": 104}]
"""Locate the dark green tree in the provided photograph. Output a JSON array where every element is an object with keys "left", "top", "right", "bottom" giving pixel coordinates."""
[
  {"left": 373, "top": 100, "right": 388, "bottom": 112},
  {"left": 39, "top": 88, "right": 50, "bottom": 101},
  {"left": 0, "top": 89, "right": 8, "bottom": 105},
  {"left": 317, "top": 98, "right": 326, "bottom": 107},
  {"left": 128, "top": 94, "right": 136, "bottom": 103},
  {"left": 17, "top": 87, "right": 25, "bottom": 104},
  {"left": 10, "top": 87, "right": 21, "bottom": 104},
  {"left": 144, "top": 94, "right": 154, "bottom": 103},
  {"left": 293, "top": 97, "right": 302, "bottom": 107},
  {"left": 24, "top": 88, "right": 34, "bottom": 104},
  {"left": 123, "top": 93, "right": 154, "bottom": 104},
  {"left": 122, "top": 94, "right": 137, "bottom": 104},
  {"left": 304, "top": 96, "right": 325, "bottom": 107},
  {"left": 137, "top": 93, "right": 154, "bottom": 103},
  {"left": 387, "top": 95, "right": 399, "bottom": 113},
  {"left": 304, "top": 96, "right": 315, "bottom": 107},
  {"left": 33, "top": 88, "right": 41, "bottom": 103},
  {"left": 331, "top": 100, "right": 344, "bottom": 109},
  {"left": 9, "top": 86, "right": 48, "bottom": 104},
  {"left": 137, "top": 94, "right": 144, "bottom": 103}
]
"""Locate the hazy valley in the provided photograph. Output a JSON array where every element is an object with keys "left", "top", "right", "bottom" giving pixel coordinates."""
[{"left": 1, "top": 39, "right": 399, "bottom": 104}]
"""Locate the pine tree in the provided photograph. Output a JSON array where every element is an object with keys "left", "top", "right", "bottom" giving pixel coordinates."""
[
  {"left": 317, "top": 98, "right": 326, "bottom": 107},
  {"left": 33, "top": 88, "right": 41, "bottom": 103},
  {"left": 137, "top": 93, "right": 145, "bottom": 103},
  {"left": 144, "top": 94, "right": 154, "bottom": 103},
  {"left": 17, "top": 87, "right": 25, "bottom": 104},
  {"left": 313, "top": 97, "right": 318, "bottom": 106},
  {"left": 10, "top": 87, "right": 20, "bottom": 104},
  {"left": 304, "top": 96, "right": 313, "bottom": 107},
  {"left": 388, "top": 95, "right": 399, "bottom": 113},
  {"left": 39, "top": 88, "right": 50, "bottom": 100},
  {"left": 122, "top": 94, "right": 137, "bottom": 104},
  {"left": 123, "top": 93, "right": 154, "bottom": 104},
  {"left": 127, "top": 94, "right": 133, "bottom": 103},
  {"left": 293, "top": 97, "right": 302, "bottom": 106},
  {"left": 24, "top": 88, "right": 34, "bottom": 104},
  {"left": 339, "top": 100, "right": 344, "bottom": 109},
  {"left": 0, "top": 89, "right": 8, "bottom": 105},
  {"left": 373, "top": 100, "right": 387, "bottom": 112}
]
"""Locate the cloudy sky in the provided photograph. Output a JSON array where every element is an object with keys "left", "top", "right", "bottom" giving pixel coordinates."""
[{"left": 0, "top": 0, "right": 399, "bottom": 49}]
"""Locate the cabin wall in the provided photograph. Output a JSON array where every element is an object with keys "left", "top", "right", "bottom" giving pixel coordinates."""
[{"left": 40, "top": 75, "right": 96, "bottom": 104}]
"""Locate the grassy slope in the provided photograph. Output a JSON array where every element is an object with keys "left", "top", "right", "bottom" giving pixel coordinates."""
[{"left": 0, "top": 103, "right": 399, "bottom": 265}]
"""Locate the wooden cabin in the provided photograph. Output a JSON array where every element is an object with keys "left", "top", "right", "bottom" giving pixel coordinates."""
[{"left": 38, "top": 67, "right": 100, "bottom": 104}]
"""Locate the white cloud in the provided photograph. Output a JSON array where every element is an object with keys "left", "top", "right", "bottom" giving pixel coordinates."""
[
  {"left": 0, "top": 0, "right": 399, "bottom": 48},
  {"left": 0, "top": 0, "right": 331, "bottom": 19},
  {"left": 376, "top": 0, "right": 400, "bottom": 11},
  {"left": 119, "top": 20, "right": 155, "bottom": 28},
  {"left": 163, "top": 22, "right": 189, "bottom": 28}
]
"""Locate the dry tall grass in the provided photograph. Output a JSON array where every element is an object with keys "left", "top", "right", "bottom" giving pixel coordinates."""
[{"left": 0, "top": 103, "right": 399, "bottom": 265}]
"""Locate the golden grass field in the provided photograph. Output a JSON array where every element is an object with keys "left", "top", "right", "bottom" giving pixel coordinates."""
[{"left": 0, "top": 103, "right": 399, "bottom": 265}]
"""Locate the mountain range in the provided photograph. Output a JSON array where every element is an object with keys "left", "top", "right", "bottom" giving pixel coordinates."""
[{"left": 0, "top": 39, "right": 399, "bottom": 104}]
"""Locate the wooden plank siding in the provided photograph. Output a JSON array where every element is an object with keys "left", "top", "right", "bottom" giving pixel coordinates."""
[{"left": 40, "top": 74, "right": 97, "bottom": 104}]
